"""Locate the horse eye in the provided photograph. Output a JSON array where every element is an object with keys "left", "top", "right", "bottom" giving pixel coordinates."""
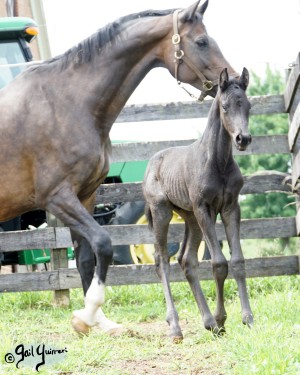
[
  {"left": 196, "top": 37, "right": 209, "bottom": 49},
  {"left": 222, "top": 104, "right": 228, "bottom": 112}
]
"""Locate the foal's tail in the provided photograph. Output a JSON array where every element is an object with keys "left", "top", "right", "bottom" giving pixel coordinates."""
[{"left": 144, "top": 203, "right": 153, "bottom": 231}]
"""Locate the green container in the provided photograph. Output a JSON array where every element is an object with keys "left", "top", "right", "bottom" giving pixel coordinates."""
[{"left": 18, "top": 247, "right": 74, "bottom": 265}]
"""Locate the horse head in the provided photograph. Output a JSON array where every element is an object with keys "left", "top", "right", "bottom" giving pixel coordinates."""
[
  {"left": 161, "top": 0, "right": 238, "bottom": 98},
  {"left": 219, "top": 67, "right": 252, "bottom": 151}
]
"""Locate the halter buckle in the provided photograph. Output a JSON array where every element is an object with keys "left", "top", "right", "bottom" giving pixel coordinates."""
[
  {"left": 172, "top": 34, "right": 181, "bottom": 45},
  {"left": 203, "top": 80, "right": 214, "bottom": 91},
  {"left": 174, "top": 50, "right": 184, "bottom": 60}
]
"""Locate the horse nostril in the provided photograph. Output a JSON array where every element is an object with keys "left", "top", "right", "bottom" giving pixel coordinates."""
[
  {"left": 236, "top": 133, "right": 252, "bottom": 147},
  {"left": 236, "top": 134, "right": 243, "bottom": 145}
]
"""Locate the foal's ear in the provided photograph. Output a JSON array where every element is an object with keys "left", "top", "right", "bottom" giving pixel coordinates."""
[
  {"left": 239, "top": 67, "right": 249, "bottom": 91},
  {"left": 199, "top": 0, "right": 209, "bottom": 16},
  {"left": 179, "top": 1, "right": 201, "bottom": 22},
  {"left": 219, "top": 68, "right": 229, "bottom": 92}
]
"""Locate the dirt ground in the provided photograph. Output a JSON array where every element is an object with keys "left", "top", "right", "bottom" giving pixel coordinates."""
[{"left": 104, "top": 320, "right": 225, "bottom": 375}]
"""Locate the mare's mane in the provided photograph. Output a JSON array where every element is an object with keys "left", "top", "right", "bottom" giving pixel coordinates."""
[{"left": 30, "top": 9, "right": 174, "bottom": 73}]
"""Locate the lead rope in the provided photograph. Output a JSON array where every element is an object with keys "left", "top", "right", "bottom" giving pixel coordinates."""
[{"left": 172, "top": 9, "right": 218, "bottom": 102}]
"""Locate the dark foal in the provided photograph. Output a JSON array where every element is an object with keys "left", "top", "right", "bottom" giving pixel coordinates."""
[{"left": 143, "top": 68, "right": 254, "bottom": 341}]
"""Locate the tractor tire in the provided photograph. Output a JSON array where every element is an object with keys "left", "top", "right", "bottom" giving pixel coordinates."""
[
  {"left": 110, "top": 202, "right": 213, "bottom": 264},
  {"left": 111, "top": 201, "right": 146, "bottom": 264},
  {"left": 111, "top": 202, "right": 183, "bottom": 265}
]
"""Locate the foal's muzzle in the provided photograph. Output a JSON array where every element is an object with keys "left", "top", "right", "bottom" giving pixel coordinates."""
[{"left": 236, "top": 133, "right": 252, "bottom": 151}]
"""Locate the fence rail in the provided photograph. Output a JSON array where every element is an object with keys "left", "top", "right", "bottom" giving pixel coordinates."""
[
  {"left": 0, "top": 53, "right": 300, "bottom": 295},
  {"left": 2, "top": 255, "right": 299, "bottom": 293}
]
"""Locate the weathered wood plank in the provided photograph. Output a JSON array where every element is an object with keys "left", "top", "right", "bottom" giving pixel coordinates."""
[
  {"left": 51, "top": 248, "right": 70, "bottom": 306},
  {"left": 288, "top": 101, "right": 300, "bottom": 152},
  {"left": 96, "top": 171, "right": 291, "bottom": 204},
  {"left": 1, "top": 255, "right": 298, "bottom": 292},
  {"left": 292, "top": 149, "right": 300, "bottom": 190},
  {"left": 242, "top": 171, "right": 290, "bottom": 194},
  {"left": 0, "top": 217, "right": 296, "bottom": 253},
  {"left": 111, "top": 135, "right": 289, "bottom": 163},
  {"left": 103, "top": 217, "right": 296, "bottom": 245},
  {"left": 0, "top": 270, "right": 59, "bottom": 292},
  {"left": 0, "top": 227, "right": 72, "bottom": 252},
  {"left": 111, "top": 136, "right": 288, "bottom": 163},
  {"left": 116, "top": 95, "right": 285, "bottom": 123},
  {"left": 284, "top": 53, "right": 300, "bottom": 112},
  {"left": 59, "top": 256, "right": 300, "bottom": 288}
]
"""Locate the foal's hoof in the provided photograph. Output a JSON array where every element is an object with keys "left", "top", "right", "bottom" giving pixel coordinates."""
[
  {"left": 213, "top": 326, "right": 226, "bottom": 337},
  {"left": 172, "top": 335, "right": 183, "bottom": 344},
  {"left": 71, "top": 316, "right": 91, "bottom": 336},
  {"left": 242, "top": 314, "right": 254, "bottom": 328}
]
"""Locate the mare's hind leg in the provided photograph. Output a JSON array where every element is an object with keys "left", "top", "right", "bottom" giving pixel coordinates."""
[
  {"left": 194, "top": 205, "right": 228, "bottom": 330},
  {"left": 146, "top": 203, "right": 183, "bottom": 342},
  {"left": 46, "top": 187, "right": 113, "bottom": 334},
  {"left": 177, "top": 211, "right": 218, "bottom": 332},
  {"left": 221, "top": 203, "right": 254, "bottom": 327}
]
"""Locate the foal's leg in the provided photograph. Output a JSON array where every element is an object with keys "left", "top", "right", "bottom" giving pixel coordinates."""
[
  {"left": 46, "top": 187, "right": 113, "bottom": 334},
  {"left": 177, "top": 212, "right": 218, "bottom": 331},
  {"left": 194, "top": 205, "right": 228, "bottom": 330},
  {"left": 148, "top": 203, "right": 183, "bottom": 342},
  {"left": 221, "top": 203, "right": 254, "bottom": 327}
]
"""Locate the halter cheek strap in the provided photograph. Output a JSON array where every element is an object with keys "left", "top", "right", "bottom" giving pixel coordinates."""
[{"left": 172, "top": 9, "right": 218, "bottom": 102}]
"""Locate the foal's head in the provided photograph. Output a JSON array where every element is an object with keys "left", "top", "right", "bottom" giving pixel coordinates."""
[{"left": 219, "top": 68, "right": 252, "bottom": 151}]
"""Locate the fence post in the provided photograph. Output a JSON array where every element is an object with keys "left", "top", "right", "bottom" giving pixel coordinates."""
[
  {"left": 47, "top": 213, "right": 70, "bottom": 306},
  {"left": 285, "top": 52, "right": 300, "bottom": 240}
]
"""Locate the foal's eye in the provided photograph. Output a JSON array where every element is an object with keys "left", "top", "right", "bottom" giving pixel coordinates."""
[
  {"left": 196, "top": 37, "right": 209, "bottom": 49},
  {"left": 222, "top": 104, "right": 228, "bottom": 112}
]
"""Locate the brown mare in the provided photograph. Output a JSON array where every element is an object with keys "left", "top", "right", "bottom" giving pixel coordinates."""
[
  {"left": 143, "top": 68, "right": 253, "bottom": 341},
  {"left": 0, "top": 1, "right": 237, "bottom": 335}
]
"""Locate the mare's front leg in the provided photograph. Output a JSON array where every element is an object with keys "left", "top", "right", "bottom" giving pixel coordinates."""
[
  {"left": 221, "top": 202, "right": 254, "bottom": 327},
  {"left": 147, "top": 203, "right": 183, "bottom": 342},
  {"left": 46, "top": 187, "right": 113, "bottom": 335},
  {"left": 194, "top": 204, "right": 228, "bottom": 331},
  {"left": 72, "top": 193, "right": 122, "bottom": 334}
]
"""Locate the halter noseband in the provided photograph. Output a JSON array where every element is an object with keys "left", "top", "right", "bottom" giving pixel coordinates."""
[{"left": 172, "top": 9, "right": 218, "bottom": 102}]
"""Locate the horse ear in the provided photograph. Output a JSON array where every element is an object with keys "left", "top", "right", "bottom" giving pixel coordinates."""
[
  {"left": 179, "top": 1, "right": 201, "bottom": 22},
  {"left": 199, "top": 0, "right": 209, "bottom": 16},
  {"left": 239, "top": 67, "right": 249, "bottom": 91},
  {"left": 219, "top": 68, "right": 229, "bottom": 92}
]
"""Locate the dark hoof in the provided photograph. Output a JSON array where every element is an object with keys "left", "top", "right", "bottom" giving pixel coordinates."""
[
  {"left": 242, "top": 314, "right": 254, "bottom": 328},
  {"left": 212, "top": 325, "right": 226, "bottom": 337},
  {"left": 172, "top": 335, "right": 183, "bottom": 344}
]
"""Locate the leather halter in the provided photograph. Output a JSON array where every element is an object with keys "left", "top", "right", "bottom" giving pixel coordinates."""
[{"left": 172, "top": 9, "right": 218, "bottom": 102}]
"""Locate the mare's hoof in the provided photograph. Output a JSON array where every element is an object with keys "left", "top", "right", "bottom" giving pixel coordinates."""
[
  {"left": 172, "top": 335, "right": 183, "bottom": 344},
  {"left": 71, "top": 316, "right": 91, "bottom": 336}
]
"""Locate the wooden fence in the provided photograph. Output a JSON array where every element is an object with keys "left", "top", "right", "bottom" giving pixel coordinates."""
[{"left": 1, "top": 53, "right": 300, "bottom": 296}]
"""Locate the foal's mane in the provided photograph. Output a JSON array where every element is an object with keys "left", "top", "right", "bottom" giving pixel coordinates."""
[{"left": 31, "top": 9, "right": 175, "bottom": 73}]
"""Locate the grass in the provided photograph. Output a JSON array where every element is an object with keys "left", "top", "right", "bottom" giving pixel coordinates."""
[{"left": 0, "top": 276, "right": 300, "bottom": 374}]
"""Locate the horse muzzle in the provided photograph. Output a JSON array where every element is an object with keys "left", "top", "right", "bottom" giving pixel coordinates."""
[{"left": 235, "top": 133, "right": 252, "bottom": 151}]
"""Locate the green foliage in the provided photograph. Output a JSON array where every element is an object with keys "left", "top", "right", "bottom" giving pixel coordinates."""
[{"left": 235, "top": 66, "right": 296, "bottom": 222}]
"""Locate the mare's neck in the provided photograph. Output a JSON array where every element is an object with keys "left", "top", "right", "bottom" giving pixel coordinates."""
[
  {"left": 199, "top": 93, "right": 233, "bottom": 172},
  {"left": 82, "top": 14, "right": 172, "bottom": 134}
]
